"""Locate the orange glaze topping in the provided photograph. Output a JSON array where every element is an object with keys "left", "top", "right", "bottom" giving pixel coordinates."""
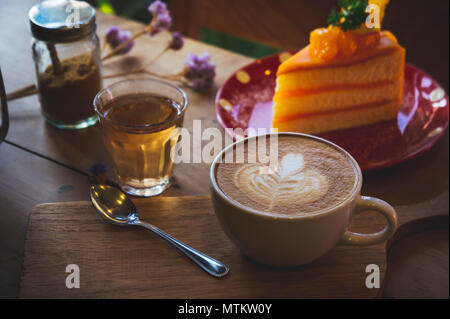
[
  {"left": 310, "top": 26, "right": 381, "bottom": 60},
  {"left": 278, "top": 31, "right": 400, "bottom": 75}
]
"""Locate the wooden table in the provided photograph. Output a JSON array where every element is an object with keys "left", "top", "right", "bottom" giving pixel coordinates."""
[{"left": 0, "top": 0, "right": 448, "bottom": 299}]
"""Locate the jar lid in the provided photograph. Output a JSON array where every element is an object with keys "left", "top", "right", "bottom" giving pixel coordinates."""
[{"left": 29, "top": 0, "right": 96, "bottom": 42}]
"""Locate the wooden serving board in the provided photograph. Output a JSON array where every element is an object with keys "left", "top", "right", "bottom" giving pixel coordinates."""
[{"left": 19, "top": 196, "right": 447, "bottom": 299}]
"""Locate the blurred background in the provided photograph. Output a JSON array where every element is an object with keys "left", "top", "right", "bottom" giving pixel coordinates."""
[
  {"left": 86, "top": 0, "right": 282, "bottom": 58},
  {"left": 86, "top": 0, "right": 448, "bottom": 90}
]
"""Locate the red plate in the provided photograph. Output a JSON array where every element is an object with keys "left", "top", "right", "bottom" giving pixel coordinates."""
[{"left": 215, "top": 52, "right": 449, "bottom": 171}]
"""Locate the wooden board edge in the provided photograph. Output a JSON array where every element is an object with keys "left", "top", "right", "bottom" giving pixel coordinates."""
[{"left": 26, "top": 196, "right": 213, "bottom": 213}]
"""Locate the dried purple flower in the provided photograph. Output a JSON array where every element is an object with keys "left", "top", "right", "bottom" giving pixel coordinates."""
[
  {"left": 169, "top": 32, "right": 184, "bottom": 50},
  {"left": 105, "top": 26, "right": 119, "bottom": 42},
  {"left": 150, "top": 12, "right": 172, "bottom": 36},
  {"left": 183, "top": 52, "right": 216, "bottom": 91},
  {"left": 148, "top": 1, "right": 168, "bottom": 16},
  {"left": 105, "top": 26, "right": 134, "bottom": 54}
]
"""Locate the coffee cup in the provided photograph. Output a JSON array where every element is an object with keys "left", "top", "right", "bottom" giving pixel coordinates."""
[{"left": 210, "top": 132, "right": 398, "bottom": 267}]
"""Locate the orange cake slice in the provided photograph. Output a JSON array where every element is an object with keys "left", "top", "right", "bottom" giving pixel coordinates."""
[{"left": 272, "top": 1, "right": 405, "bottom": 134}]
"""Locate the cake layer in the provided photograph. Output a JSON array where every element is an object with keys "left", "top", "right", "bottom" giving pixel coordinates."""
[
  {"left": 273, "top": 76, "right": 403, "bottom": 117},
  {"left": 273, "top": 100, "right": 400, "bottom": 135},
  {"left": 275, "top": 47, "right": 405, "bottom": 91}
]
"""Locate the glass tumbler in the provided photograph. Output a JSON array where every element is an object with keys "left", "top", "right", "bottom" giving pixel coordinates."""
[{"left": 94, "top": 79, "right": 188, "bottom": 197}]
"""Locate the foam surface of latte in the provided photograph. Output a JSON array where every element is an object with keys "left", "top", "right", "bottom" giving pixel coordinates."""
[{"left": 216, "top": 136, "right": 357, "bottom": 216}]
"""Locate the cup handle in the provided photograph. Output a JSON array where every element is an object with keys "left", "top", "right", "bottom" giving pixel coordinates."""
[{"left": 341, "top": 196, "right": 398, "bottom": 246}]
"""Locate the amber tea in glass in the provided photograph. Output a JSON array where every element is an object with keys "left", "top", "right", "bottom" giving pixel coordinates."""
[{"left": 94, "top": 79, "right": 188, "bottom": 197}]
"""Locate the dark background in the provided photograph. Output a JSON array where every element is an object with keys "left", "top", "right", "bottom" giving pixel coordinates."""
[{"left": 86, "top": 0, "right": 449, "bottom": 91}]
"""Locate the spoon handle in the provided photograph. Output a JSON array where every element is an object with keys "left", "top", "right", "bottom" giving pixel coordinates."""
[{"left": 137, "top": 221, "right": 230, "bottom": 278}]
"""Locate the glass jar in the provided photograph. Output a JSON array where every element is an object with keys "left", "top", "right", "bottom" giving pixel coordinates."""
[{"left": 29, "top": 0, "right": 103, "bottom": 129}]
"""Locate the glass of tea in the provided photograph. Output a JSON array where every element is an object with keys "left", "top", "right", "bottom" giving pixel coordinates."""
[{"left": 94, "top": 78, "right": 188, "bottom": 197}]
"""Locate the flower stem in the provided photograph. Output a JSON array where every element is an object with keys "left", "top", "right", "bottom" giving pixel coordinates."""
[
  {"left": 6, "top": 84, "right": 37, "bottom": 101},
  {"left": 104, "top": 68, "right": 183, "bottom": 82},
  {"left": 101, "top": 37, "right": 108, "bottom": 54},
  {"left": 101, "top": 29, "right": 147, "bottom": 61},
  {"left": 143, "top": 44, "right": 169, "bottom": 67},
  {"left": 103, "top": 44, "right": 170, "bottom": 79},
  {"left": 142, "top": 69, "right": 183, "bottom": 81}
]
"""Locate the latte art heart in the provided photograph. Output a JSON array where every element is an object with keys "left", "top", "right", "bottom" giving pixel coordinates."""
[{"left": 233, "top": 153, "right": 329, "bottom": 208}]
